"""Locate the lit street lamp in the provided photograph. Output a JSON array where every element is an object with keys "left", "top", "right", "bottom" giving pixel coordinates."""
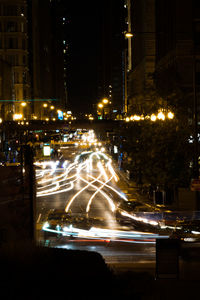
[
  {"left": 102, "top": 98, "right": 109, "bottom": 104},
  {"left": 125, "top": 32, "right": 133, "bottom": 38},
  {"left": 98, "top": 103, "right": 104, "bottom": 109}
]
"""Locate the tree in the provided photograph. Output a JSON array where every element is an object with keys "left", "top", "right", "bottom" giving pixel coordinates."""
[{"left": 117, "top": 119, "right": 192, "bottom": 191}]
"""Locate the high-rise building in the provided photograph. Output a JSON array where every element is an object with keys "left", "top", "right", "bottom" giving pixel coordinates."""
[
  {"left": 127, "top": 0, "right": 200, "bottom": 120},
  {"left": 30, "top": 0, "right": 68, "bottom": 119},
  {"left": 0, "top": 0, "right": 31, "bottom": 120},
  {"left": 155, "top": 0, "right": 199, "bottom": 120},
  {"left": 97, "top": 0, "right": 125, "bottom": 116},
  {"left": 126, "top": 0, "right": 156, "bottom": 114}
]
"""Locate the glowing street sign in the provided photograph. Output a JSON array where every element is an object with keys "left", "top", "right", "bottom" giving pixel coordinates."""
[
  {"left": 58, "top": 110, "right": 63, "bottom": 120},
  {"left": 43, "top": 145, "right": 51, "bottom": 156}
]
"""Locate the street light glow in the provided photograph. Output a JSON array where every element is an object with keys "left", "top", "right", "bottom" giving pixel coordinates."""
[
  {"left": 125, "top": 32, "right": 133, "bottom": 38},
  {"left": 13, "top": 114, "right": 23, "bottom": 120},
  {"left": 102, "top": 98, "right": 109, "bottom": 104},
  {"left": 157, "top": 111, "right": 165, "bottom": 120},
  {"left": 21, "top": 102, "right": 27, "bottom": 107},
  {"left": 150, "top": 114, "right": 157, "bottom": 121},
  {"left": 168, "top": 112, "right": 174, "bottom": 119},
  {"left": 43, "top": 103, "right": 48, "bottom": 108},
  {"left": 98, "top": 103, "right": 103, "bottom": 108}
]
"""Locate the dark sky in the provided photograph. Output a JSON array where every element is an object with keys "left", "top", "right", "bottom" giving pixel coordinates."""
[
  {"left": 67, "top": 2, "right": 103, "bottom": 114},
  {"left": 63, "top": 1, "right": 124, "bottom": 114}
]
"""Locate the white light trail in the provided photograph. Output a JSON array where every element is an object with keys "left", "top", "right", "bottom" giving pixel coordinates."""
[
  {"left": 88, "top": 175, "right": 128, "bottom": 201},
  {"left": 65, "top": 172, "right": 103, "bottom": 213},
  {"left": 86, "top": 163, "right": 115, "bottom": 213},
  {"left": 37, "top": 181, "right": 74, "bottom": 197},
  {"left": 120, "top": 210, "right": 159, "bottom": 226}
]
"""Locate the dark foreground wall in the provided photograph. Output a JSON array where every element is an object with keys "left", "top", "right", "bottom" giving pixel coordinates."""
[{"left": 0, "top": 242, "right": 114, "bottom": 299}]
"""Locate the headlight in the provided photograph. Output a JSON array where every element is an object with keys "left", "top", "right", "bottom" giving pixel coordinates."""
[{"left": 42, "top": 222, "right": 50, "bottom": 230}]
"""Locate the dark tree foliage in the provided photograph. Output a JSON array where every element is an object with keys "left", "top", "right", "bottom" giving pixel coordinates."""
[{"left": 118, "top": 119, "right": 192, "bottom": 190}]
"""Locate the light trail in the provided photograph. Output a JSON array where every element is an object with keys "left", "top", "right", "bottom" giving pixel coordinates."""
[
  {"left": 120, "top": 210, "right": 159, "bottom": 226},
  {"left": 65, "top": 171, "right": 103, "bottom": 213},
  {"left": 86, "top": 162, "right": 115, "bottom": 213},
  {"left": 88, "top": 175, "right": 128, "bottom": 201},
  {"left": 42, "top": 222, "right": 169, "bottom": 243},
  {"left": 38, "top": 161, "right": 78, "bottom": 185},
  {"left": 37, "top": 181, "right": 74, "bottom": 197}
]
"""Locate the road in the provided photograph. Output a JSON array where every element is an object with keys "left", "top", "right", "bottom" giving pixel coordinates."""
[{"left": 35, "top": 131, "right": 167, "bottom": 268}]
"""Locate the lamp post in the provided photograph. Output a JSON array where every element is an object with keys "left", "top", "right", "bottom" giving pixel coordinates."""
[
  {"left": 98, "top": 103, "right": 104, "bottom": 119},
  {"left": 42, "top": 103, "right": 48, "bottom": 120},
  {"left": 102, "top": 98, "right": 109, "bottom": 104},
  {"left": 123, "top": 29, "right": 133, "bottom": 115}
]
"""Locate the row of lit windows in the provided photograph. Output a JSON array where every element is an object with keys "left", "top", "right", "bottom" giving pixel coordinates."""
[{"left": 0, "top": 21, "right": 26, "bottom": 33}]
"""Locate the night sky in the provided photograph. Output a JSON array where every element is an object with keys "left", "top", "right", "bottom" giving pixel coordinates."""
[{"left": 66, "top": 2, "right": 103, "bottom": 114}]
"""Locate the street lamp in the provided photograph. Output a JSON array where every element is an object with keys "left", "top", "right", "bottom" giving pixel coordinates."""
[
  {"left": 102, "top": 98, "right": 109, "bottom": 104},
  {"left": 98, "top": 103, "right": 103, "bottom": 108},
  {"left": 125, "top": 32, "right": 133, "bottom": 38},
  {"left": 97, "top": 103, "right": 104, "bottom": 119}
]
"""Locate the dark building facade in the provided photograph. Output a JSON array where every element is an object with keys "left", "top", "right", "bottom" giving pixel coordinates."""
[
  {"left": 126, "top": 0, "right": 156, "bottom": 115},
  {"left": 97, "top": 0, "right": 125, "bottom": 116},
  {"left": 155, "top": 0, "right": 199, "bottom": 120},
  {"left": 0, "top": 0, "right": 31, "bottom": 120},
  {"left": 0, "top": 59, "right": 13, "bottom": 120},
  {"left": 30, "top": 0, "right": 68, "bottom": 119},
  {"left": 127, "top": 0, "right": 200, "bottom": 120}
]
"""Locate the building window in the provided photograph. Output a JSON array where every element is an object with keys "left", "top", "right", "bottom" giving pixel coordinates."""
[
  {"left": 22, "top": 39, "right": 26, "bottom": 50},
  {"left": 6, "top": 55, "right": 19, "bottom": 66},
  {"left": 196, "top": 61, "right": 200, "bottom": 86},
  {"left": 23, "top": 89, "right": 26, "bottom": 99},
  {"left": 195, "top": 22, "right": 200, "bottom": 46},
  {"left": 22, "top": 55, "right": 26, "bottom": 65},
  {"left": 14, "top": 72, "right": 19, "bottom": 84},
  {"left": 7, "top": 38, "right": 18, "bottom": 49},
  {"left": 3, "top": 5, "right": 18, "bottom": 16},
  {"left": 0, "top": 78, "right": 2, "bottom": 97},
  {"left": 23, "top": 72, "right": 27, "bottom": 84},
  {"left": 6, "top": 22, "right": 17, "bottom": 32}
]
